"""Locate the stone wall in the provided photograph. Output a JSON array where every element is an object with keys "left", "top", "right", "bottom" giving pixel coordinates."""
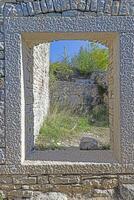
[
  {"left": 50, "top": 73, "right": 108, "bottom": 112},
  {"left": 33, "top": 43, "right": 50, "bottom": 140},
  {"left": 0, "top": 0, "right": 134, "bottom": 199},
  {"left": 22, "top": 41, "right": 50, "bottom": 155},
  {"left": 1, "top": 0, "right": 134, "bottom": 17}
]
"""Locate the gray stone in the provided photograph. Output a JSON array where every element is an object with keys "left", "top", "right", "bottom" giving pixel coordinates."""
[
  {"left": 120, "top": 184, "right": 134, "bottom": 200},
  {"left": 61, "top": 0, "right": 70, "bottom": 11},
  {"left": 45, "top": 0, "right": 54, "bottom": 12},
  {"left": 90, "top": 0, "right": 98, "bottom": 12},
  {"left": 80, "top": 136, "right": 100, "bottom": 150},
  {"left": 104, "top": 0, "right": 112, "bottom": 14},
  {"left": 40, "top": 0, "right": 48, "bottom": 13},
  {"left": 4, "top": 3, "right": 23, "bottom": 16},
  {"left": 78, "top": 0, "right": 86, "bottom": 11},
  {"left": 119, "top": 1, "right": 129, "bottom": 16},
  {"left": 112, "top": 1, "right": 120, "bottom": 16},
  {"left": 33, "top": 0, "right": 42, "bottom": 14},
  {"left": 21, "top": 3, "right": 29, "bottom": 16},
  {"left": 0, "top": 148, "right": 5, "bottom": 163},
  {"left": 86, "top": 0, "right": 91, "bottom": 11},
  {"left": 0, "top": 42, "right": 4, "bottom": 50},
  {"left": 70, "top": 0, "right": 78, "bottom": 10},
  {"left": 53, "top": 0, "right": 62, "bottom": 12},
  {"left": 97, "top": 0, "right": 105, "bottom": 13},
  {"left": 26, "top": 2, "right": 35, "bottom": 16},
  {"left": 31, "top": 192, "right": 68, "bottom": 200}
]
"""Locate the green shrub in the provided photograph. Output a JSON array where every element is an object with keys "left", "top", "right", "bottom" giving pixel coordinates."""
[
  {"left": 36, "top": 105, "right": 91, "bottom": 149},
  {"left": 71, "top": 43, "right": 109, "bottom": 75},
  {"left": 50, "top": 62, "right": 73, "bottom": 82},
  {"left": 88, "top": 104, "right": 109, "bottom": 127}
]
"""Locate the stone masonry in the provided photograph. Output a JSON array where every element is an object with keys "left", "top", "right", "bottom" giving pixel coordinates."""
[{"left": 0, "top": 0, "right": 134, "bottom": 199}]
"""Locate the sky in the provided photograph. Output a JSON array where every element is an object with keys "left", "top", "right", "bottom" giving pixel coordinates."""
[{"left": 50, "top": 40, "right": 107, "bottom": 63}]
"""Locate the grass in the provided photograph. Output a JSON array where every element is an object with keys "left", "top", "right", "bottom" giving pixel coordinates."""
[{"left": 36, "top": 104, "right": 110, "bottom": 150}]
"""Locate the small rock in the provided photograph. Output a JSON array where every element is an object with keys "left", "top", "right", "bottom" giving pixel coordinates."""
[{"left": 80, "top": 136, "right": 100, "bottom": 150}]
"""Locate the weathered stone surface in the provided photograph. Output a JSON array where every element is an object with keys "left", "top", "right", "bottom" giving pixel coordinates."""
[
  {"left": 26, "top": 2, "right": 35, "bottom": 16},
  {"left": 119, "top": 175, "right": 134, "bottom": 184},
  {"left": 0, "top": 176, "right": 12, "bottom": 184},
  {"left": 104, "top": 0, "right": 113, "bottom": 14},
  {"left": 45, "top": 0, "right": 54, "bottom": 12},
  {"left": 112, "top": 1, "right": 120, "bottom": 16},
  {"left": 13, "top": 175, "right": 37, "bottom": 185},
  {"left": 120, "top": 184, "right": 134, "bottom": 200},
  {"left": 21, "top": 3, "right": 29, "bottom": 16},
  {"left": 33, "top": 0, "right": 42, "bottom": 14},
  {"left": 30, "top": 192, "right": 68, "bottom": 200},
  {"left": 80, "top": 136, "right": 100, "bottom": 150},
  {"left": 0, "top": 148, "right": 5, "bottom": 163},
  {"left": 49, "top": 175, "right": 80, "bottom": 185},
  {"left": 4, "top": 3, "right": 23, "bottom": 16},
  {"left": 119, "top": 1, "right": 129, "bottom": 16},
  {"left": 53, "top": 0, "right": 62, "bottom": 12},
  {"left": 38, "top": 175, "right": 49, "bottom": 184},
  {"left": 40, "top": 0, "right": 48, "bottom": 13},
  {"left": 78, "top": 0, "right": 87, "bottom": 11},
  {"left": 90, "top": 0, "right": 98, "bottom": 12},
  {"left": 61, "top": 0, "right": 70, "bottom": 11},
  {"left": 0, "top": 42, "right": 4, "bottom": 50},
  {"left": 8, "top": 190, "right": 33, "bottom": 198}
]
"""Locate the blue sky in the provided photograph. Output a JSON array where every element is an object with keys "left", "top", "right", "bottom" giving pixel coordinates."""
[{"left": 50, "top": 40, "right": 106, "bottom": 63}]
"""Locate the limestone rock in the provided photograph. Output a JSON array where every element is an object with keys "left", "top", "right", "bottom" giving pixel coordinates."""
[{"left": 80, "top": 136, "right": 100, "bottom": 150}]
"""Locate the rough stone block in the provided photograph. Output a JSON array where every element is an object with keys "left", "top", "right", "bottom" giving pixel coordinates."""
[
  {"left": 40, "top": 0, "right": 48, "bottom": 13},
  {"left": 86, "top": 0, "right": 91, "bottom": 11},
  {"left": 13, "top": 176, "right": 37, "bottom": 185},
  {"left": 0, "top": 176, "right": 12, "bottom": 184},
  {"left": 119, "top": 175, "right": 134, "bottom": 184},
  {"left": 3, "top": 4, "right": 23, "bottom": 17},
  {"left": 0, "top": 42, "right": 4, "bottom": 50},
  {"left": 26, "top": 2, "right": 35, "bottom": 16},
  {"left": 0, "top": 50, "right": 4, "bottom": 60},
  {"left": 7, "top": 190, "right": 33, "bottom": 198},
  {"left": 0, "top": 136, "right": 5, "bottom": 148},
  {"left": 61, "top": 0, "right": 70, "bottom": 11},
  {"left": 119, "top": 2, "right": 129, "bottom": 16},
  {"left": 97, "top": 0, "right": 105, "bottom": 13},
  {"left": 104, "top": 0, "right": 112, "bottom": 14},
  {"left": 21, "top": 3, "right": 29, "bottom": 16},
  {"left": 112, "top": 1, "right": 120, "bottom": 16},
  {"left": 38, "top": 176, "right": 49, "bottom": 184},
  {"left": 49, "top": 175, "right": 80, "bottom": 185},
  {"left": 120, "top": 184, "right": 134, "bottom": 200},
  {"left": 70, "top": 0, "right": 78, "bottom": 10},
  {"left": 78, "top": 0, "right": 86, "bottom": 11},
  {"left": 90, "top": 0, "right": 98, "bottom": 12},
  {"left": 0, "top": 148, "right": 5, "bottom": 164},
  {"left": 53, "top": 0, "right": 62, "bottom": 12},
  {"left": 33, "top": 0, "right": 42, "bottom": 14},
  {"left": 0, "top": 78, "right": 4, "bottom": 89},
  {"left": 45, "top": 0, "right": 54, "bottom": 12}
]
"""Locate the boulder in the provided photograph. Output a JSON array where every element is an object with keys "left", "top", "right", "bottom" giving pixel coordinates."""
[{"left": 80, "top": 136, "right": 100, "bottom": 150}]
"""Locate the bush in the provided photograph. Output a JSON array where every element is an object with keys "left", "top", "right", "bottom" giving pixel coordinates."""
[
  {"left": 88, "top": 104, "right": 109, "bottom": 127},
  {"left": 50, "top": 62, "right": 73, "bottom": 82},
  {"left": 71, "top": 43, "right": 109, "bottom": 75}
]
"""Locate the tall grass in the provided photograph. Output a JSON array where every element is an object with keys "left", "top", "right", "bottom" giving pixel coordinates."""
[{"left": 36, "top": 105, "right": 91, "bottom": 150}]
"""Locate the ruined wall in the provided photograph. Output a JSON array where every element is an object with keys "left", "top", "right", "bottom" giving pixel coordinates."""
[
  {"left": 22, "top": 41, "right": 50, "bottom": 155},
  {"left": 0, "top": 0, "right": 133, "bottom": 199},
  {"left": 50, "top": 73, "right": 108, "bottom": 112},
  {"left": 33, "top": 43, "right": 50, "bottom": 140}
]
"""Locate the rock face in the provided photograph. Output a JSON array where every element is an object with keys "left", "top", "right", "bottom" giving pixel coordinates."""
[
  {"left": 31, "top": 192, "right": 68, "bottom": 200},
  {"left": 50, "top": 72, "right": 108, "bottom": 113},
  {"left": 80, "top": 136, "right": 100, "bottom": 150}
]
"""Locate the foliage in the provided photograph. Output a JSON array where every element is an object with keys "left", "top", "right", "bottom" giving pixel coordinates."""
[
  {"left": 36, "top": 105, "right": 91, "bottom": 149},
  {"left": 88, "top": 104, "right": 109, "bottom": 127},
  {"left": 50, "top": 42, "right": 109, "bottom": 80},
  {"left": 71, "top": 43, "right": 109, "bottom": 75},
  {"left": 50, "top": 62, "right": 73, "bottom": 82}
]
